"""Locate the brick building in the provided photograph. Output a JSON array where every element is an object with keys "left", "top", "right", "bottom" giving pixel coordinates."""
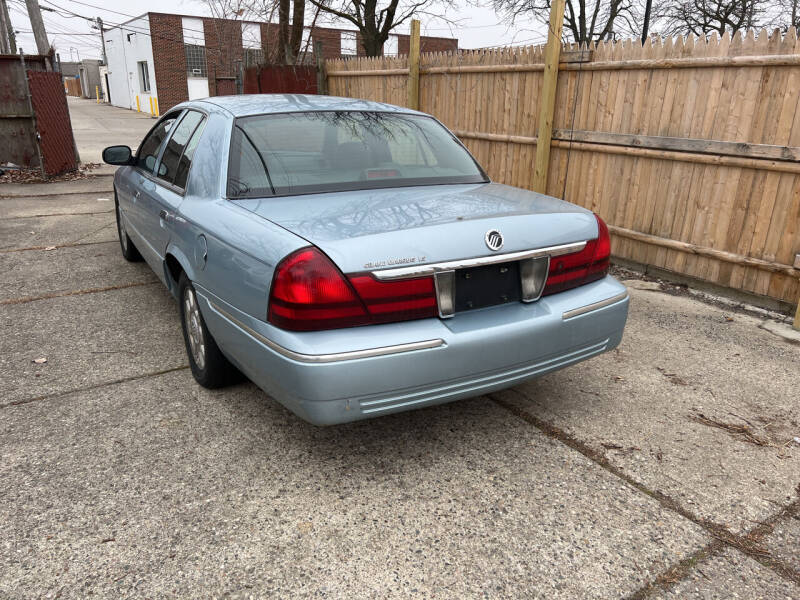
[{"left": 103, "top": 12, "right": 457, "bottom": 112}]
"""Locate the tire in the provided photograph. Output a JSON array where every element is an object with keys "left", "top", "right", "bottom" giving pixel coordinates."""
[
  {"left": 178, "top": 273, "right": 237, "bottom": 389},
  {"left": 114, "top": 190, "right": 142, "bottom": 262}
]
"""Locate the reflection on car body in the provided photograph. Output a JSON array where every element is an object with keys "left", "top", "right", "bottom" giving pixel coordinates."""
[{"left": 103, "top": 94, "right": 629, "bottom": 425}]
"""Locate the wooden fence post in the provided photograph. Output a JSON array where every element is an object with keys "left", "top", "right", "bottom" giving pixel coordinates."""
[
  {"left": 407, "top": 19, "right": 420, "bottom": 110},
  {"left": 531, "top": 0, "right": 566, "bottom": 194},
  {"left": 794, "top": 298, "right": 799, "bottom": 330}
]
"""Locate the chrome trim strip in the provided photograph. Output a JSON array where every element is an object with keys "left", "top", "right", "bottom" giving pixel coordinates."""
[
  {"left": 370, "top": 241, "right": 587, "bottom": 281},
  {"left": 562, "top": 291, "right": 629, "bottom": 320},
  {"left": 208, "top": 301, "right": 445, "bottom": 363},
  {"left": 359, "top": 339, "right": 610, "bottom": 413}
]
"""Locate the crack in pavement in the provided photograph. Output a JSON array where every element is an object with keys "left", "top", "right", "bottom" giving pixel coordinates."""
[
  {"left": 0, "top": 187, "right": 114, "bottom": 199},
  {"left": 0, "top": 365, "right": 190, "bottom": 410},
  {"left": 0, "top": 210, "right": 114, "bottom": 220},
  {"left": 627, "top": 539, "right": 725, "bottom": 599},
  {"left": 626, "top": 499, "right": 800, "bottom": 598},
  {"left": 0, "top": 240, "right": 114, "bottom": 254},
  {"left": 0, "top": 280, "right": 160, "bottom": 305},
  {"left": 67, "top": 222, "right": 116, "bottom": 245},
  {"left": 489, "top": 390, "right": 800, "bottom": 593}
]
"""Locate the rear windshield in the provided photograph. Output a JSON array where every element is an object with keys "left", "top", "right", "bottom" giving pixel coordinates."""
[{"left": 226, "top": 111, "right": 487, "bottom": 198}]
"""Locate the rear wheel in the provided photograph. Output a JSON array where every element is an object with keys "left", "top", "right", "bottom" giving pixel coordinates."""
[
  {"left": 178, "top": 273, "right": 237, "bottom": 389},
  {"left": 114, "top": 190, "right": 142, "bottom": 262}
]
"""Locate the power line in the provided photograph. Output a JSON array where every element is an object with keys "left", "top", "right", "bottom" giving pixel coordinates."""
[
  {"left": 472, "top": 35, "right": 548, "bottom": 49},
  {"left": 41, "top": 0, "right": 210, "bottom": 37},
  {"left": 47, "top": 0, "right": 137, "bottom": 19},
  {"left": 43, "top": 15, "right": 92, "bottom": 34}
]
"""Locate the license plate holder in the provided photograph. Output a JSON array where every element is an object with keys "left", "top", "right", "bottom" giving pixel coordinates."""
[{"left": 454, "top": 261, "right": 522, "bottom": 312}]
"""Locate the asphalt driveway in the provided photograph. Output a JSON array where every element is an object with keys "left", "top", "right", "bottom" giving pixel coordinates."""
[{"left": 0, "top": 99, "right": 798, "bottom": 598}]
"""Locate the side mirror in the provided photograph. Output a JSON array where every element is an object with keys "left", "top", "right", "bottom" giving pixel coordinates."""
[{"left": 102, "top": 145, "right": 133, "bottom": 165}]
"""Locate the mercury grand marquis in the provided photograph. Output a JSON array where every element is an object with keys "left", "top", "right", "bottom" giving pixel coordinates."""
[{"left": 102, "top": 94, "right": 629, "bottom": 425}]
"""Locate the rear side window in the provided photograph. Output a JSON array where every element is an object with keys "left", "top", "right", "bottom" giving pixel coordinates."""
[
  {"left": 137, "top": 114, "right": 178, "bottom": 172},
  {"left": 156, "top": 110, "right": 205, "bottom": 188},
  {"left": 173, "top": 117, "right": 206, "bottom": 190}
]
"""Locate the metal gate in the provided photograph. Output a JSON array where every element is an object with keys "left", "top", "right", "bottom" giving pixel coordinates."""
[
  {"left": 215, "top": 77, "right": 236, "bottom": 96},
  {"left": 242, "top": 65, "right": 317, "bottom": 95},
  {"left": 0, "top": 54, "right": 77, "bottom": 176},
  {"left": 27, "top": 71, "right": 78, "bottom": 175}
]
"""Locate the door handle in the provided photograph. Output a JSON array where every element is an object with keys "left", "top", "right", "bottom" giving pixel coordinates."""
[
  {"left": 134, "top": 190, "right": 141, "bottom": 201},
  {"left": 159, "top": 209, "right": 171, "bottom": 222}
]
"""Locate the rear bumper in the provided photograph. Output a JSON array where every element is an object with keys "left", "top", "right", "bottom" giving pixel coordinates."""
[{"left": 196, "top": 276, "right": 629, "bottom": 425}]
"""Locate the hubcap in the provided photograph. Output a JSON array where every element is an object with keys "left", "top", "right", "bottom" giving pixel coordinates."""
[
  {"left": 183, "top": 287, "right": 206, "bottom": 370},
  {"left": 117, "top": 204, "right": 128, "bottom": 251}
]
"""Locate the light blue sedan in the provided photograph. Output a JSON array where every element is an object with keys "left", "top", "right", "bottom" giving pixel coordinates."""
[{"left": 102, "top": 94, "right": 629, "bottom": 425}]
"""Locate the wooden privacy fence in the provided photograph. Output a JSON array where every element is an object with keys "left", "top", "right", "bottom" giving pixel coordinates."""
[
  {"left": 64, "top": 76, "right": 81, "bottom": 97},
  {"left": 325, "top": 29, "right": 800, "bottom": 312}
]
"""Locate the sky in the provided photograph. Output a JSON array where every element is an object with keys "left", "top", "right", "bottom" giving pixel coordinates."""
[{"left": 5, "top": 0, "right": 549, "bottom": 61}]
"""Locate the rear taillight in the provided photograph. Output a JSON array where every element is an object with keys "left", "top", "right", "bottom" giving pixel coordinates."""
[
  {"left": 542, "top": 213, "right": 611, "bottom": 296},
  {"left": 268, "top": 247, "right": 437, "bottom": 331},
  {"left": 348, "top": 274, "right": 437, "bottom": 323},
  {"left": 267, "top": 248, "right": 367, "bottom": 331}
]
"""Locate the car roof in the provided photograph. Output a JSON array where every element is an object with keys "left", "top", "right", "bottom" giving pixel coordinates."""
[{"left": 190, "top": 94, "right": 426, "bottom": 117}]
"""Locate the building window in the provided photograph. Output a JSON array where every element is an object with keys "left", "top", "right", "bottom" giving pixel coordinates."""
[
  {"left": 241, "top": 22, "right": 261, "bottom": 49},
  {"left": 185, "top": 44, "right": 208, "bottom": 77},
  {"left": 138, "top": 61, "right": 151, "bottom": 93},
  {"left": 244, "top": 47, "right": 263, "bottom": 67},
  {"left": 384, "top": 35, "right": 398, "bottom": 56},
  {"left": 341, "top": 31, "right": 357, "bottom": 55}
]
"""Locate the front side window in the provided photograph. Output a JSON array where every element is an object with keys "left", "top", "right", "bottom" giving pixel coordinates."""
[
  {"left": 138, "top": 61, "right": 150, "bottom": 93},
  {"left": 156, "top": 110, "right": 205, "bottom": 187},
  {"left": 227, "top": 111, "right": 487, "bottom": 198},
  {"left": 136, "top": 114, "right": 179, "bottom": 173}
]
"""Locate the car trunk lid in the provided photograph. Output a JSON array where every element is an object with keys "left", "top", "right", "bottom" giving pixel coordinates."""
[{"left": 232, "top": 182, "right": 598, "bottom": 274}]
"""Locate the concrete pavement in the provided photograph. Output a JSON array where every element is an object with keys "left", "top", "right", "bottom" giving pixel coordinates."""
[
  {"left": 0, "top": 100, "right": 798, "bottom": 598},
  {"left": 68, "top": 96, "right": 155, "bottom": 165}
]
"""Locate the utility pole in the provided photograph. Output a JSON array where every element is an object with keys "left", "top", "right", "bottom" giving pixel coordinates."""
[
  {"left": 96, "top": 17, "right": 106, "bottom": 64},
  {"left": 0, "top": 0, "right": 15, "bottom": 54},
  {"left": 24, "top": 0, "right": 50, "bottom": 55}
]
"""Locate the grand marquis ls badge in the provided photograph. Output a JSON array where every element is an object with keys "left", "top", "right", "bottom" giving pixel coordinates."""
[{"left": 485, "top": 229, "right": 504, "bottom": 251}]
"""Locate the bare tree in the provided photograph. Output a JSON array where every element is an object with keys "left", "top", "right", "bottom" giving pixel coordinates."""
[
  {"left": 308, "top": 0, "right": 454, "bottom": 56},
  {"left": 493, "top": 0, "right": 637, "bottom": 44},
  {"left": 201, "top": 0, "right": 306, "bottom": 64},
  {"left": 770, "top": 0, "right": 800, "bottom": 30},
  {"left": 656, "top": 0, "right": 765, "bottom": 36},
  {"left": 203, "top": 0, "right": 260, "bottom": 22},
  {"left": 641, "top": 0, "right": 653, "bottom": 42},
  {"left": 275, "top": 0, "right": 306, "bottom": 61}
]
